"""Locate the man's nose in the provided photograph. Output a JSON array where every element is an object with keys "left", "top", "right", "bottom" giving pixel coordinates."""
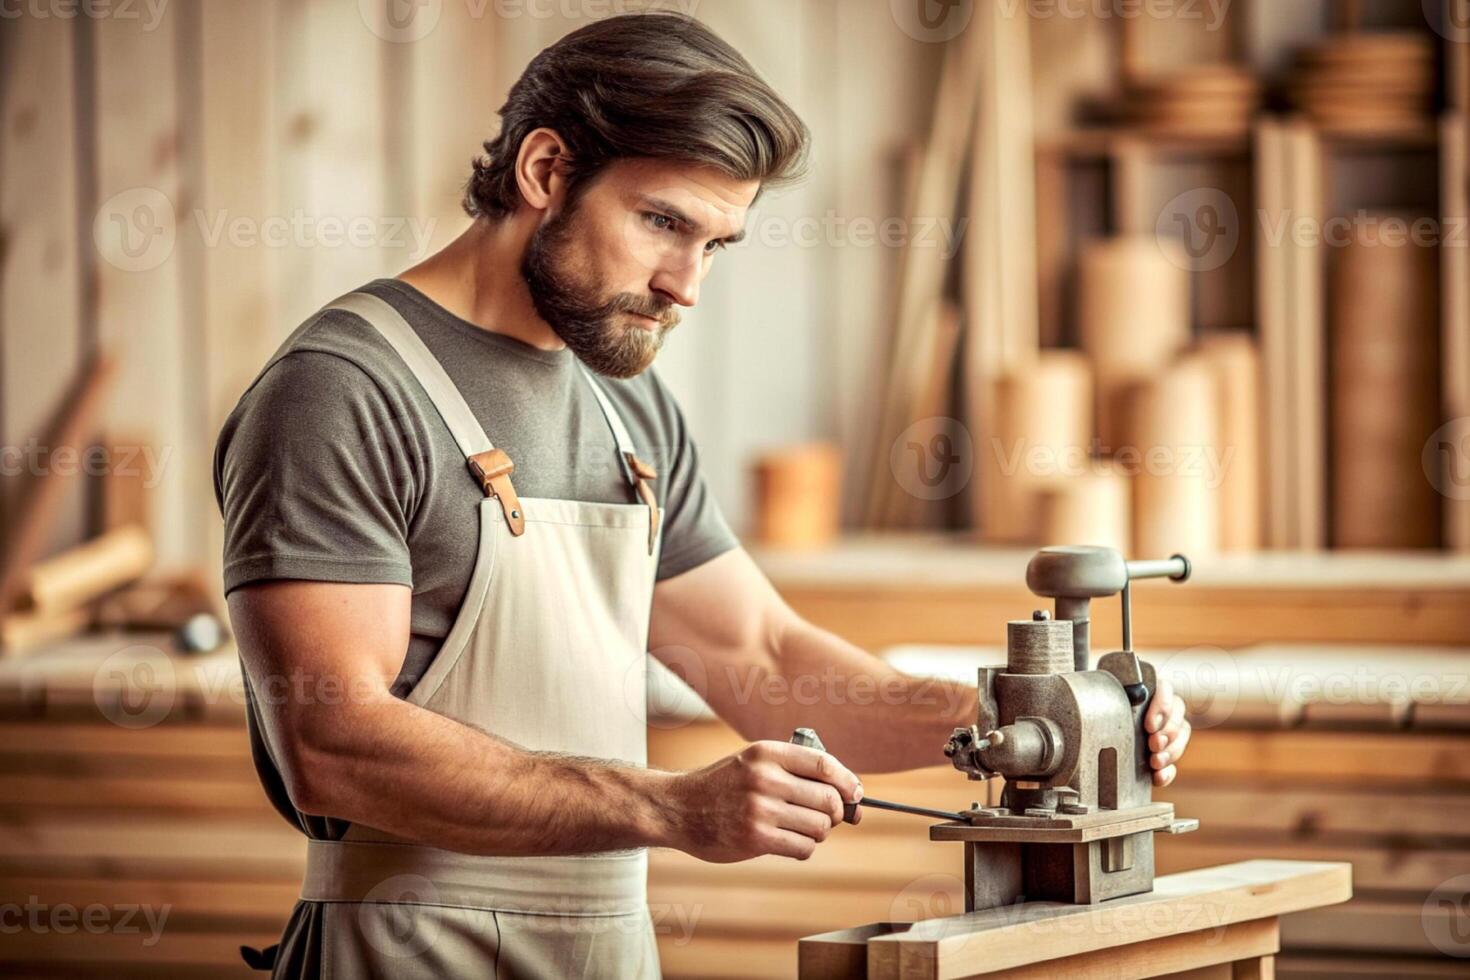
[{"left": 651, "top": 253, "right": 701, "bottom": 308}]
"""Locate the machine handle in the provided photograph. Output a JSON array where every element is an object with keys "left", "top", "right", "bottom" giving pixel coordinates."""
[
  {"left": 1125, "top": 554, "right": 1191, "bottom": 583},
  {"left": 790, "top": 728, "right": 860, "bottom": 823}
]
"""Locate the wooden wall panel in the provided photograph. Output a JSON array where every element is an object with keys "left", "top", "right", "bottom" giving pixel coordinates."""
[
  {"left": 274, "top": 0, "right": 390, "bottom": 329},
  {"left": 91, "top": 9, "right": 193, "bottom": 572},
  {"left": 0, "top": 17, "right": 88, "bottom": 564},
  {"left": 188, "top": 0, "right": 282, "bottom": 602},
  {"left": 406, "top": 1, "right": 500, "bottom": 255}
]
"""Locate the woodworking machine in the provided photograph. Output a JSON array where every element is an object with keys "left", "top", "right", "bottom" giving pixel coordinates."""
[
  {"left": 798, "top": 545, "right": 1200, "bottom": 914},
  {"left": 939, "top": 545, "right": 1199, "bottom": 911}
]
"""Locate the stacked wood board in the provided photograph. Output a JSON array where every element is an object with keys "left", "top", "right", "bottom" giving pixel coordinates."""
[
  {"left": 1287, "top": 33, "right": 1436, "bottom": 136},
  {"left": 1255, "top": 119, "right": 1327, "bottom": 551},
  {"left": 1120, "top": 65, "right": 1263, "bottom": 139}
]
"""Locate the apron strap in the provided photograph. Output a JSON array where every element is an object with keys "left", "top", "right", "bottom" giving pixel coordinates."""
[
  {"left": 577, "top": 365, "right": 661, "bottom": 555},
  {"left": 323, "top": 291, "right": 526, "bottom": 536}
]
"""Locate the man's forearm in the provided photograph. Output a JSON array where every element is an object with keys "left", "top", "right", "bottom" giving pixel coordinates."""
[
  {"left": 289, "top": 691, "right": 679, "bottom": 856},
  {"left": 714, "top": 617, "right": 978, "bottom": 774}
]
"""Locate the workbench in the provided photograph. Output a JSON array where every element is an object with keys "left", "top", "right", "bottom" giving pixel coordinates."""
[{"left": 798, "top": 860, "right": 1351, "bottom": 980}]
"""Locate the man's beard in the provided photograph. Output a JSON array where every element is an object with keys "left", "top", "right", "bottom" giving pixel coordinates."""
[{"left": 521, "top": 203, "right": 680, "bottom": 379}]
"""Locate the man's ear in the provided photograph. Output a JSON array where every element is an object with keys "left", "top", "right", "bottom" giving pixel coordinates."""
[{"left": 514, "top": 127, "right": 571, "bottom": 212}]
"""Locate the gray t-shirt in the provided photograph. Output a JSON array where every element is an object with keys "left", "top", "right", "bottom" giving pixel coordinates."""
[{"left": 214, "top": 277, "right": 737, "bottom": 700}]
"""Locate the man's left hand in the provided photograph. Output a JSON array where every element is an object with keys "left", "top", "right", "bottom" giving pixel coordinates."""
[{"left": 1143, "top": 677, "right": 1190, "bottom": 787}]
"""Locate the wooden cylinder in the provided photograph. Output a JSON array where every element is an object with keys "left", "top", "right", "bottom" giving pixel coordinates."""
[
  {"left": 987, "top": 351, "right": 1094, "bottom": 543},
  {"left": 1079, "top": 236, "right": 1191, "bottom": 450},
  {"left": 752, "top": 444, "right": 842, "bottom": 550},
  {"left": 1197, "top": 331, "right": 1263, "bottom": 551},
  {"left": 1128, "top": 355, "right": 1220, "bottom": 559},
  {"left": 1036, "top": 462, "right": 1131, "bottom": 556},
  {"left": 1330, "top": 217, "right": 1440, "bottom": 548},
  {"left": 22, "top": 524, "right": 154, "bottom": 615}
]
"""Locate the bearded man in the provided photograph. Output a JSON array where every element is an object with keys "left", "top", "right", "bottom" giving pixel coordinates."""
[{"left": 215, "top": 12, "right": 1191, "bottom": 978}]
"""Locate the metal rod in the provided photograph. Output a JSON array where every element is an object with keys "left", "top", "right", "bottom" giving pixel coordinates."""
[
  {"left": 1121, "top": 581, "right": 1133, "bottom": 652},
  {"left": 857, "top": 797, "right": 967, "bottom": 821}
]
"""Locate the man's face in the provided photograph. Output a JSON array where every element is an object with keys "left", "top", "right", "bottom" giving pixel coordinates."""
[{"left": 521, "top": 158, "right": 758, "bottom": 378}]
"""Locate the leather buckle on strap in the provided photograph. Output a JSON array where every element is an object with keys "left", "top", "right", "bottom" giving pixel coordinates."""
[
  {"left": 625, "top": 452, "right": 660, "bottom": 555},
  {"left": 467, "top": 449, "right": 526, "bottom": 536}
]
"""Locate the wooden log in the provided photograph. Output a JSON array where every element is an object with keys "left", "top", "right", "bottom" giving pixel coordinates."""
[
  {"left": 751, "top": 444, "right": 843, "bottom": 550},
  {"left": 1329, "top": 214, "right": 1441, "bottom": 548},
  {"left": 1078, "top": 236, "right": 1191, "bottom": 451},
  {"left": 1197, "top": 332, "right": 1263, "bottom": 551},
  {"left": 987, "top": 351, "right": 1094, "bottom": 544},
  {"left": 1129, "top": 354, "right": 1221, "bottom": 559},
  {"left": 19, "top": 525, "right": 154, "bottom": 616}
]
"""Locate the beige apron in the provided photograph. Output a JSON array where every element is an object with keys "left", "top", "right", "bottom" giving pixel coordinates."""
[{"left": 273, "top": 291, "right": 664, "bottom": 979}]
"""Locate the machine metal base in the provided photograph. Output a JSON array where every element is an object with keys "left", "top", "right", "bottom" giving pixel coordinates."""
[{"left": 930, "top": 803, "right": 1197, "bottom": 911}]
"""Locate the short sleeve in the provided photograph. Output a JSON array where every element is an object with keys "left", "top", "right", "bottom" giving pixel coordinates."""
[
  {"left": 214, "top": 351, "right": 421, "bottom": 594},
  {"left": 649, "top": 379, "right": 739, "bottom": 581}
]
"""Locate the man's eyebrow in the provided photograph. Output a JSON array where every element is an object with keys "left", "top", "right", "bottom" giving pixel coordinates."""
[{"left": 642, "top": 196, "right": 746, "bottom": 243}]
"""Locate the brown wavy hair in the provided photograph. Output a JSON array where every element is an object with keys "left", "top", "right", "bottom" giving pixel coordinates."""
[{"left": 463, "top": 12, "right": 809, "bottom": 219}]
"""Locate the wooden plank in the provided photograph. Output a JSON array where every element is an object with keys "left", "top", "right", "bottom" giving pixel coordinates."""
[
  {"left": 1441, "top": 112, "right": 1470, "bottom": 552},
  {"left": 1180, "top": 729, "right": 1470, "bottom": 784},
  {"left": 970, "top": 918, "right": 1278, "bottom": 980},
  {"left": 968, "top": 0, "right": 1040, "bottom": 538},
  {"left": 0, "top": 719, "right": 249, "bottom": 759},
  {"left": 662, "top": 934, "right": 796, "bottom": 979},
  {"left": 0, "top": 12, "right": 88, "bottom": 575},
  {"left": 1277, "top": 951, "right": 1470, "bottom": 978},
  {"left": 1159, "top": 783, "right": 1470, "bottom": 838},
  {"left": 0, "top": 774, "right": 270, "bottom": 815},
  {"left": 1157, "top": 839, "right": 1470, "bottom": 895},
  {"left": 864, "top": 861, "right": 1349, "bottom": 980},
  {"left": 0, "top": 875, "right": 296, "bottom": 923},
  {"left": 1282, "top": 898, "right": 1460, "bottom": 957},
  {"left": 0, "top": 928, "right": 286, "bottom": 968},
  {"left": 776, "top": 581, "right": 1470, "bottom": 649},
  {"left": 1286, "top": 122, "right": 1326, "bottom": 550},
  {"left": 0, "top": 356, "right": 116, "bottom": 629},
  {"left": 1255, "top": 119, "right": 1293, "bottom": 548},
  {"left": 864, "top": 30, "right": 982, "bottom": 527}
]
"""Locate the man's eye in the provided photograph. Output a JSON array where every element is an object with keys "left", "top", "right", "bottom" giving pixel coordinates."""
[
  {"left": 704, "top": 239, "right": 726, "bottom": 255},
  {"left": 644, "top": 212, "right": 676, "bottom": 232}
]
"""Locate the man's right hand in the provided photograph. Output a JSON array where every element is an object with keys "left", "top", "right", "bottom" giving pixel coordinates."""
[{"left": 664, "top": 741, "right": 863, "bottom": 863}]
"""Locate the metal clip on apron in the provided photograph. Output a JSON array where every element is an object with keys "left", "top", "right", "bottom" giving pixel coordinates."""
[{"left": 251, "top": 291, "right": 664, "bottom": 979}]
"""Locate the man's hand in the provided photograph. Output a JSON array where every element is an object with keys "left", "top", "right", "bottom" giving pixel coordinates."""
[
  {"left": 665, "top": 741, "right": 863, "bottom": 863},
  {"left": 1143, "top": 677, "right": 1190, "bottom": 787}
]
